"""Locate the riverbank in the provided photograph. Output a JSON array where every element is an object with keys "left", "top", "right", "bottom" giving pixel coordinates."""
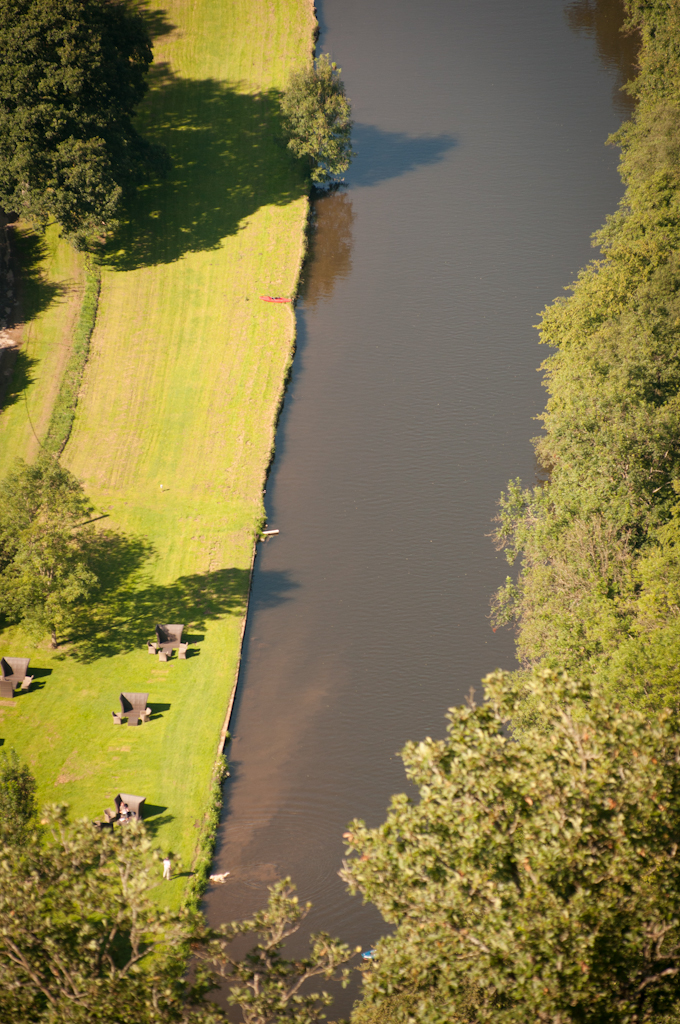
[{"left": 0, "top": 0, "right": 315, "bottom": 907}]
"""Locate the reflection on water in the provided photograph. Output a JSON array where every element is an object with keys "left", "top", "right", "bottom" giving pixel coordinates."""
[
  {"left": 301, "top": 190, "right": 355, "bottom": 308},
  {"left": 565, "top": 0, "right": 639, "bottom": 114},
  {"left": 300, "top": 120, "right": 459, "bottom": 309}
]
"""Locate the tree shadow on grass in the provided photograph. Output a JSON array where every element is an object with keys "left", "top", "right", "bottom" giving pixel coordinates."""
[
  {"left": 63, "top": 529, "right": 298, "bottom": 663},
  {"left": 132, "top": 0, "right": 176, "bottom": 42},
  {"left": 68, "top": 565, "right": 251, "bottom": 664},
  {"left": 0, "top": 349, "right": 39, "bottom": 413},
  {"left": 1, "top": 227, "right": 66, "bottom": 411},
  {"left": 99, "top": 65, "right": 305, "bottom": 271},
  {"left": 10, "top": 228, "right": 66, "bottom": 326}
]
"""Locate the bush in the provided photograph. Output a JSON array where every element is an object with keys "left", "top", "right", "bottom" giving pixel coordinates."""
[{"left": 281, "top": 54, "right": 354, "bottom": 184}]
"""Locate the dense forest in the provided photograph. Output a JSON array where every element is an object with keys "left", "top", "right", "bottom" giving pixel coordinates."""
[{"left": 493, "top": 0, "right": 680, "bottom": 718}]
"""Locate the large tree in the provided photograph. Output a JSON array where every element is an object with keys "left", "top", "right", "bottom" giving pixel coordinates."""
[
  {"left": 343, "top": 669, "right": 680, "bottom": 1024},
  {"left": 0, "top": 0, "right": 165, "bottom": 246},
  {"left": 0, "top": 457, "right": 99, "bottom": 647},
  {"left": 281, "top": 54, "right": 354, "bottom": 184}
]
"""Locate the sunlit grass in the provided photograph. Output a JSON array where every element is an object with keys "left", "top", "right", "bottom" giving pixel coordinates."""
[{"left": 0, "top": 0, "right": 314, "bottom": 905}]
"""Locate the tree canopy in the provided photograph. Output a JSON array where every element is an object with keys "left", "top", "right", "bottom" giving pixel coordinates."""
[
  {"left": 0, "top": 804, "right": 206, "bottom": 1024},
  {"left": 0, "top": 748, "right": 37, "bottom": 848},
  {"left": 281, "top": 54, "right": 354, "bottom": 184},
  {"left": 343, "top": 669, "right": 680, "bottom": 1024},
  {"left": 0, "top": 0, "right": 166, "bottom": 246},
  {"left": 0, "top": 457, "right": 99, "bottom": 647},
  {"left": 0, "top": 755, "right": 357, "bottom": 1024},
  {"left": 8, "top": 673, "right": 680, "bottom": 1024},
  {"left": 490, "top": 0, "right": 680, "bottom": 714},
  {"left": 198, "top": 878, "right": 358, "bottom": 1024}
]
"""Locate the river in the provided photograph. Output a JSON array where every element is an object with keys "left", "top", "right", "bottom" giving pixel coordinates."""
[{"left": 205, "top": 0, "right": 636, "bottom": 1015}]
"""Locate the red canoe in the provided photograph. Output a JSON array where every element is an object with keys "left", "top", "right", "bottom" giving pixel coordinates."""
[{"left": 260, "top": 295, "right": 292, "bottom": 303}]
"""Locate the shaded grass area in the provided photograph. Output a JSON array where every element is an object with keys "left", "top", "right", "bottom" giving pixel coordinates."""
[
  {"left": 67, "top": 554, "right": 251, "bottom": 663},
  {"left": 101, "top": 69, "right": 304, "bottom": 271},
  {"left": 0, "top": 0, "right": 314, "bottom": 907},
  {"left": 0, "top": 223, "right": 86, "bottom": 475},
  {"left": 10, "top": 227, "right": 65, "bottom": 327}
]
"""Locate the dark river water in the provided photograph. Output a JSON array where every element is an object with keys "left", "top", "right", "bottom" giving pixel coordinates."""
[{"left": 206, "top": 0, "right": 636, "bottom": 1014}]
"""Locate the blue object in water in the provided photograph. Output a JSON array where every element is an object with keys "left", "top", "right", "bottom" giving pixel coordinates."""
[{"left": 361, "top": 949, "right": 377, "bottom": 960}]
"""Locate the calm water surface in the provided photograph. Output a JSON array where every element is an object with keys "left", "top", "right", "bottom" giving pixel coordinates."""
[{"left": 206, "top": 0, "right": 635, "bottom": 1012}]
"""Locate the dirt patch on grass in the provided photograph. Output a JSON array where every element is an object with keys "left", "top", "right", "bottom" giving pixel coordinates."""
[{"left": 55, "top": 749, "right": 84, "bottom": 785}]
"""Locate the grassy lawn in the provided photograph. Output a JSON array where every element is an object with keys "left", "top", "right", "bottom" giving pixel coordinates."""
[
  {"left": 0, "top": 223, "right": 86, "bottom": 478},
  {"left": 0, "top": 0, "right": 314, "bottom": 904}
]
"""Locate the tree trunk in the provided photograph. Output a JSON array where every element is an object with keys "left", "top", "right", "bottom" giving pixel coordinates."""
[{"left": 50, "top": 629, "right": 58, "bottom": 649}]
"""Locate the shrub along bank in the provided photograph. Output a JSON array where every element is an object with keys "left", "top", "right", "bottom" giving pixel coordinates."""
[{"left": 493, "top": 0, "right": 680, "bottom": 714}]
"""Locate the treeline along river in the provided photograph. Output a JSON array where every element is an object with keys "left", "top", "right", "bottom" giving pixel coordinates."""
[{"left": 205, "top": 0, "right": 636, "bottom": 1014}]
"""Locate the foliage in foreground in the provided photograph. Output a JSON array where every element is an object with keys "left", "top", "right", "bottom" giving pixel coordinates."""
[
  {"left": 490, "top": 0, "right": 680, "bottom": 710},
  {"left": 0, "top": 748, "right": 37, "bottom": 848},
  {"left": 0, "top": 756, "right": 357, "bottom": 1024},
  {"left": 8, "top": 669, "right": 680, "bottom": 1024},
  {"left": 350, "top": 988, "right": 459, "bottom": 1024},
  {"left": 0, "top": 457, "right": 99, "bottom": 647},
  {"left": 0, "top": 0, "right": 167, "bottom": 246},
  {"left": 197, "top": 878, "right": 359, "bottom": 1024},
  {"left": 343, "top": 669, "right": 680, "bottom": 1024},
  {"left": 281, "top": 54, "right": 354, "bottom": 184},
  {"left": 0, "top": 805, "right": 205, "bottom": 1024}
]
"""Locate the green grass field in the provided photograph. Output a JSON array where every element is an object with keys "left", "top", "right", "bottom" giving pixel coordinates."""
[
  {"left": 0, "top": 223, "right": 86, "bottom": 477},
  {"left": 0, "top": 0, "right": 314, "bottom": 903}
]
